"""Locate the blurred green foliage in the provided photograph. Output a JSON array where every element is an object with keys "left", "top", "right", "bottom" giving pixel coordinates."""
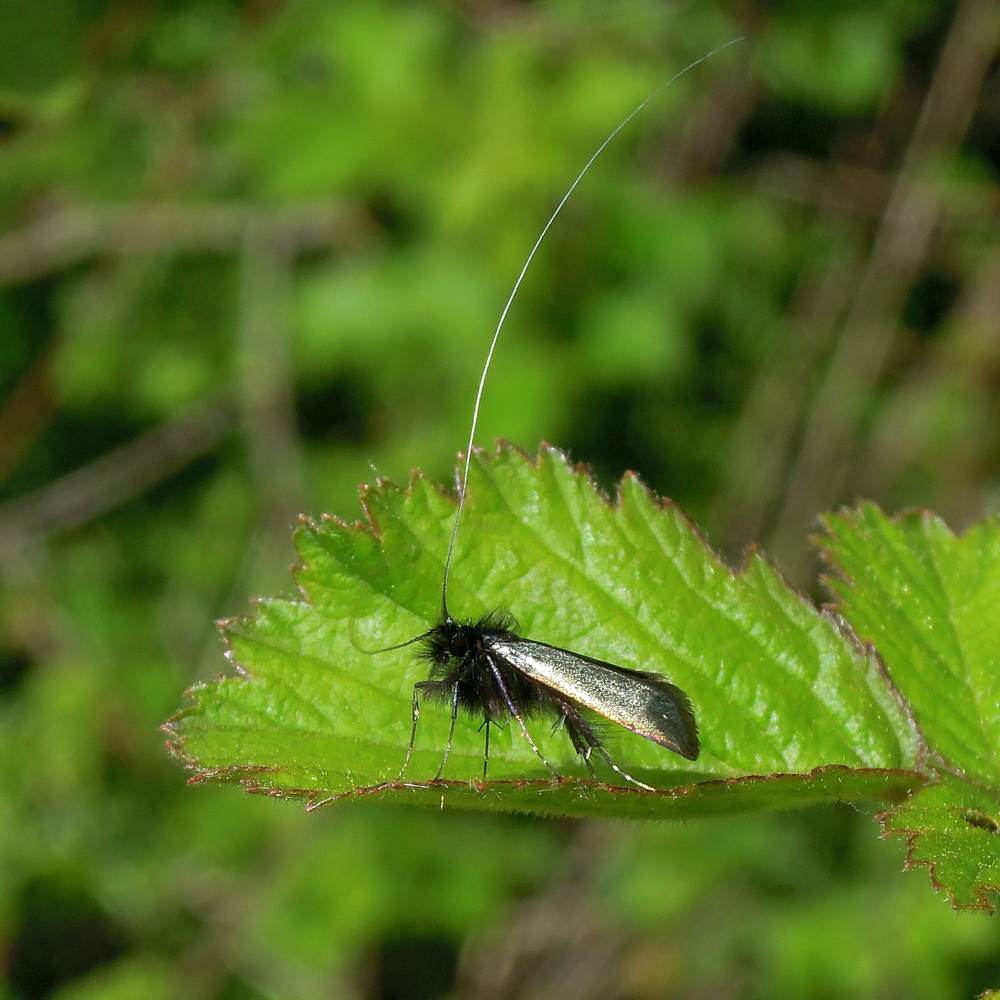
[{"left": 1, "top": 0, "right": 999, "bottom": 998}]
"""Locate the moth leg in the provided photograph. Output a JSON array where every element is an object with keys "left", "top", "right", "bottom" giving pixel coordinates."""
[
  {"left": 563, "top": 725, "right": 599, "bottom": 780},
  {"left": 482, "top": 719, "right": 491, "bottom": 783},
  {"left": 433, "top": 679, "right": 462, "bottom": 781},
  {"left": 562, "top": 704, "right": 656, "bottom": 792},
  {"left": 474, "top": 716, "right": 498, "bottom": 781},
  {"left": 396, "top": 679, "right": 452, "bottom": 783},
  {"left": 559, "top": 708, "right": 600, "bottom": 779},
  {"left": 396, "top": 681, "right": 425, "bottom": 782},
  {"left": 486, "top": 656, "right": 561, "bottom": 779}
]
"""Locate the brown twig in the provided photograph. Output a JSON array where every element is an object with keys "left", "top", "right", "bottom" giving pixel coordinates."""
[
  {"left": 0, "top": 398, "right": 235, "bottom": 545},
  {"left": 773, "top": 0, "right": 1000, "bottom": 579},
  {"left": 0, "top": 201, "right": 368, "bottom": 287}
]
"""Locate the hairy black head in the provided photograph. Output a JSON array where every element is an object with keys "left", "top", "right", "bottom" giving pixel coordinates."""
[{"left": 419, "top": 612, "right": 517, "bottom": 668}]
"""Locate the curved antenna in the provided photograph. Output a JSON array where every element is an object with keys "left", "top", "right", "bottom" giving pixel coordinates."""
[
  {"left": 440, "top": 36, "right": 745, "bottom": 621},
  {"left": 349, "top": 614, "right": 436, "bottom": 655}
]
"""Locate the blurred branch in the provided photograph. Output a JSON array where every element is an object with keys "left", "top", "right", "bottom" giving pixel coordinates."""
[
  {"left": 754, "top": 155, "right": 896, "bottom": 221},
  {"left": 0, "top": 348, "right": 57, "bottom": 488},
  {"left": 858, "top": 249, "right": 1000, "bottom": 523},
  {"left": 0, "top": 201, "right": 369, "bottom": 286},
  {"left": 772, "top": 0, "right": 1000, "bottom": 578},
  {"left": 713, "top": 0, "right": 1000, "bottom": 581},
  {"left": 0, "top": 398, "right": 234, "bottom": 546},
  {"left": 0, "top": 198, "right": 364, "bottom": 564},
  {"left": 673, "top": 54, "right": 755, "bottom": 183},
  {"left": 454, "top": 824, "right": 629, "bottom": 1000},
  {"left": 237, "top": 219, "right": 306, "bottom": 517},
  {"left": 715, "top": 163, "right": 1000, "bottom": 568},
  {"left": 712, "top": 231, "right": 864, "bottom": 558},
  {"left": 224, "top": 218, "right": 310, "bottom": 598}
]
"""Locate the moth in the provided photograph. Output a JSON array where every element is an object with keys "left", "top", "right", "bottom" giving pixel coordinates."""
[
  {"left": 371, "top": 42, "right": 741, "bottom": 795},
  {"left": 404, "top": 611, "right": 700, "bottom": 790}
]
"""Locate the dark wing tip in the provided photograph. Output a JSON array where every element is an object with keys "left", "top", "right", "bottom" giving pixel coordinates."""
[{"left": 647, "top": 677, "right": 700, "bottom": 761}]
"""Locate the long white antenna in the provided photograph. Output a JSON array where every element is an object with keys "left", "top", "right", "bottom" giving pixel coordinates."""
[{"left": 440, "top": 36, "right": 744, "bottom": 620}]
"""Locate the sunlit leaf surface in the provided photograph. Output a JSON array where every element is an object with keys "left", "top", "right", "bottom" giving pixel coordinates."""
[{"left": 166, "top": 446, "right": 923, "bottom": 818}]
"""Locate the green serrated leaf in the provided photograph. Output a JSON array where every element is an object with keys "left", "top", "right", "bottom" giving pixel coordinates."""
[
  {"left": 878, "top": 779, "right": 1000, "bottom": 912},
  {"left": 165, "top": 445, "right": 923, "bottom": 817},
  {"left": 820, "top": 503, "right": 1000, "bottom": 910},
  {"left": 819, "top": 503, "right": 1000, "bottom": 785}
]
